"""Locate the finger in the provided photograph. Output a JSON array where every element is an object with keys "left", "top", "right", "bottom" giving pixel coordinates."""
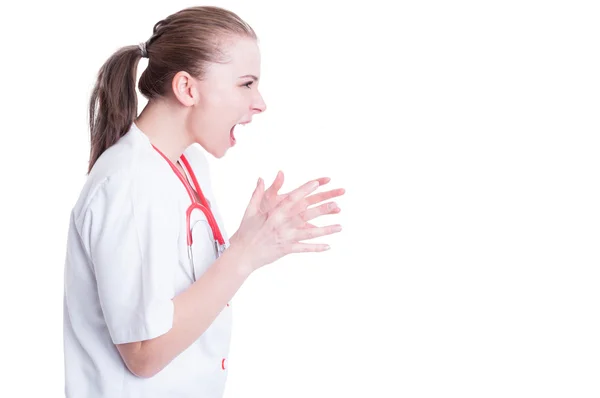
[
  {"left": 246, "top": 177, "right": 265, "bottom": 215},
  {"left": 260, "top": 171, "right": 284, "bottom": 213},
  {"left": 293, "top": 224, "right": 342, "bottom": 242},
  {"left": 301, "top": 222, "right": 318, "bottom": 229},
  {"left": 306, "top": 188, "right": 346, "bottom": 207},
  {"left": 265, "top": 170, "right": 285, "bottom": 198},
  {"left": 285, "top": 242, "right": 332, "bottom": 254},
  {"left": 276, "top": 179, "right": 321, "bottom": 213},
  {"left": 315, "top": 177, "right": 331, "bottom": 186},
  {"left": 294, "top": 201, "right": 340, "bottom": 225},
  {"left": 278, "top": 177, "right": 329, "bottom": 198}
]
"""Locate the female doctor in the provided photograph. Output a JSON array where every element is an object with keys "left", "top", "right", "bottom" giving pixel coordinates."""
[{"left": 62, "top": 5, "right": 344, "bottom": 398}]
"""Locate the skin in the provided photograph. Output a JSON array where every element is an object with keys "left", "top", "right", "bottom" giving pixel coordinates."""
[
  {"left": 115, "top": 35, "right": 345, "bottom": 378},
  {"left": 135, "top": 36, "right": 266, "bottom": 164}
]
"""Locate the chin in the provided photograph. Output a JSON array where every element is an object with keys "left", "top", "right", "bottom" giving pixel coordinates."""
[
  {"left": 205, "top": 144, "right": 229, "bottom": 159},
  {"left": 195, "top": 138, "right": 228, "bottom": 159}
]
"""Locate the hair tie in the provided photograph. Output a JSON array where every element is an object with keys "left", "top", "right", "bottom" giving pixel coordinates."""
[{"left": 138, "top": 42, "right": 148, "bottom": 58}]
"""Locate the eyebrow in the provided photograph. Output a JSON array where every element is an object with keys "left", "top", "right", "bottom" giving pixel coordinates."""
[{"left": 239, "top": 74, "right": 259, "bottom": 82}]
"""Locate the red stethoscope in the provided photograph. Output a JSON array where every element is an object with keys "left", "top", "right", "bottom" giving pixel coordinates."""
[{"left": 152, "top": 144, "right": 228, "bottom": 262}]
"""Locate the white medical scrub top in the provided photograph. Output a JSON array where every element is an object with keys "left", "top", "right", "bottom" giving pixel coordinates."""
[{"left": 63, "top": 122, "right": 233, "bottom": 398}]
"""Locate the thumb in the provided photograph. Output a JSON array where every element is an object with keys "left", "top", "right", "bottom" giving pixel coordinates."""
[{"left": 246, "top": 177, "right": 265, "bottom": 215}]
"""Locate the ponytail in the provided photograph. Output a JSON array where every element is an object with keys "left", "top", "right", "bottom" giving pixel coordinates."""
[
  {"left": 87, "top": 45, "right": 142, "bottom": 173},
  {"left": 86, "top": 6, "right": 258, "bottom": 174}
]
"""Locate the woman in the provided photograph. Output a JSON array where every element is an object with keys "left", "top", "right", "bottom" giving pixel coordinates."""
[{"left": 62, "top": 5, "right": 344, "bottom": 398}]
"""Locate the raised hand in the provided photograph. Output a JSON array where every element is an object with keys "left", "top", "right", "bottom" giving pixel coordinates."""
[
  {"left": 260, "top": 171, "right": 345, "bottom": 229},
  {"left": 230, "top": 176, "right": 344, "bottom": 272}
]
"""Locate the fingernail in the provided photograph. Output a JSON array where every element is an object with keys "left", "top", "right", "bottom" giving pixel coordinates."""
[
  {"left": 324, "top": 245, "right": 331, "bottom": 250},
  {"left": 312, "top": 181, "right": 319, "bottom": 189},
  {"left": 328, "top": 202, "right": 337, "bottom": 210}
]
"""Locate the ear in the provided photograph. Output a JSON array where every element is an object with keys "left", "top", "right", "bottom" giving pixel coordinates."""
[{"left": 171, "top": 71, "right": 198, "bottom": 107}]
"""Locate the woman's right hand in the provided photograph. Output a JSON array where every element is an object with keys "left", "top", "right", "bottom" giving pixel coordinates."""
[{"left": 231, "top": 177, "right": 343, "bottom": 273}]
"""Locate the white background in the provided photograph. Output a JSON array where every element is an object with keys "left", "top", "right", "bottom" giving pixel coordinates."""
[{"left": 1, "top": 0, "right": 599, "bottom": 397}]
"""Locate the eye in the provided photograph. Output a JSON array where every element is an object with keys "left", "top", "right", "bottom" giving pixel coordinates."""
[{"left": 243, "top": 81, "right": 253, "bottom": 88}]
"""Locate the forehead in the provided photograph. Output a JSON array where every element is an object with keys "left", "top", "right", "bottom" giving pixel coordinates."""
[{"left": 207, "top": 37, "right": 261, "bottom": 80}]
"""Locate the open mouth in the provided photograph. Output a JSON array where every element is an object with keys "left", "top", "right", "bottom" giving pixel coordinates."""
[
  {"left": 230, "top": 125, "right": 237, "bottom": 145},
  {"left": 230, "top": 121, "right": 251, "bottom": 146}
]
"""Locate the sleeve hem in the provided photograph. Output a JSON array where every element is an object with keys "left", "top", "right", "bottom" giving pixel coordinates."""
[{"left": 110, "top": 300, "right": 175, "bottom": 345}]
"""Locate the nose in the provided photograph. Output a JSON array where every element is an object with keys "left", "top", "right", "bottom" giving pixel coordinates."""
[{"left": 251, "top": 91, "right": 267, "bottom": 114}]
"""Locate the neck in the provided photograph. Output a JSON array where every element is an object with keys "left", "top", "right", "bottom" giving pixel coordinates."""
[{"left": 135, "top": 99, "right": 193, "bottom": 164}]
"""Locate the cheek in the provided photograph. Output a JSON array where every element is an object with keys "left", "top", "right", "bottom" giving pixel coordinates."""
[
  {"left": 218, "top": 92, "right": 244, "bottom": 113},
  {"left": 193, "top": 90, "right": 242, "bottom": 136},
  {"left": 212, "top": 85, "right": 246, "bottom": 108}
]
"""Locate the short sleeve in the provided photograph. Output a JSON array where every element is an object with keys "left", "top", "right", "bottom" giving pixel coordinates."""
[{"left": 82, "top": 172, "right": 177, "bottom": 345}]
